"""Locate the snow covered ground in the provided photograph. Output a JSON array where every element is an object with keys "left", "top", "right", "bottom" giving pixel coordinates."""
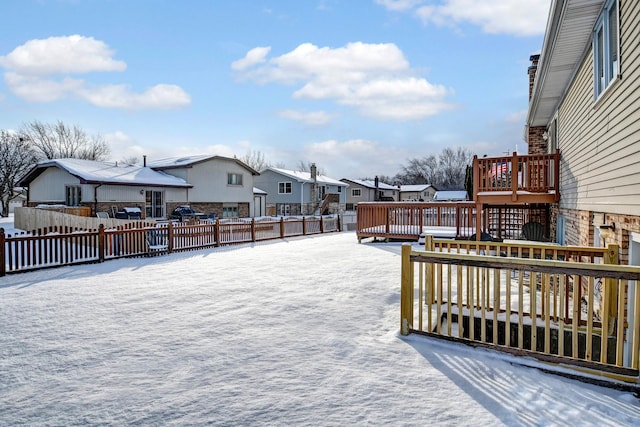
[{"left": 1, "top": 215, "right": 639, "bottom": 426}]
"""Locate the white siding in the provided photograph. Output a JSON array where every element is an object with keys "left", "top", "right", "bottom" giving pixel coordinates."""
[
  {"left": 558, "top": 0, "right": 640, "bottom": 216},
  {"left": 29, "top": 168, "right": 79, "bottom": 202}
]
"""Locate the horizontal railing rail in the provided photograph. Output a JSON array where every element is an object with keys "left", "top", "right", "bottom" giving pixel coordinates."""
[
  {"left": 356, "top": 202, "right": 478, "bottom": 241},
  {"left": 1, "top": 215, "right": 340, "bottom": 276},
  {"left": 400, "top": 243, "right": 640, "bottom": 382}
]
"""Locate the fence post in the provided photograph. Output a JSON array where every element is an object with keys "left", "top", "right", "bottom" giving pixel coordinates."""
[
  {"left": 280, "top": 217, "right": 285, "bottom": 238},
  {"left": 320, "top": 215, "right": 324, "bottom": 233},
  {"left": 400, "top": 243, "right": 414, "bottom": 335},
  {"left": 424, "top": 235, "right": 435, "bottom": 305},
  {"left": 0, "top": 228, "right": 5, "bottom": 277},
  {"left": 302, "top": 216, "right": 307, "bottom": 235},
  {"left": 215, "top": 218, "right": 221, "bottom": 247},
  {"left": 251, "top": 217, "right": 256, "bottom": 242},
  {"left": 98, "top": 224, "right": 105, "bottom": 263},
  {"left": 168, "top": 221, "right": 174, "bottom": 253}
]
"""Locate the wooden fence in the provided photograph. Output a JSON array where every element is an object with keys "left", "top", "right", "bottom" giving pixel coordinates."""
[
  {"left": 400, "top": 240, "right": 640, "bottom": 385},
  {"left": 1, "top": 215, "right": 340, "bottom": 276}
]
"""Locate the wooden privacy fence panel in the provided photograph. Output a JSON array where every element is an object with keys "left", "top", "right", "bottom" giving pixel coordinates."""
[
  {"left": 1, "top": 215, "right": 341, "bottom": 276},
  {"left": 400, "top": 243, "right": 640, "bottom": 381}
]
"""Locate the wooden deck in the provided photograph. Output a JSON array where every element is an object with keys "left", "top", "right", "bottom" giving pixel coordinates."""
[{"left": 473, "top": 150, "right": 560, "bottom": 205}]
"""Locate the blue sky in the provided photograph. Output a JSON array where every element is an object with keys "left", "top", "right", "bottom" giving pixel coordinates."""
[{"left": 0, "top": 0, "right": 550, "bottom": 179}]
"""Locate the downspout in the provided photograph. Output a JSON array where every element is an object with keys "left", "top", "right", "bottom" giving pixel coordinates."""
[{"left": 93, "top": 183, "right": 102, "bottom": 216}]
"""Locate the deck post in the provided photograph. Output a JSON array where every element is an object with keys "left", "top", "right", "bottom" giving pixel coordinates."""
[
  {"left": 0, "top": 228, "right": 5, "bottom": 277},
  {"left": 604, "top": 244, "right": 620, "bottom": 337},
  {"left": 472, "top": 155, "right": 479, "bottom": 202},
  {"left": 400, "top": 243, "right": 413, "bottom": 335},
  {"left": 511, "top": 151, "right": 518, "bottom": 202},
  {"left": 475, "top": 203, "right": 482, "bottom": 241}
]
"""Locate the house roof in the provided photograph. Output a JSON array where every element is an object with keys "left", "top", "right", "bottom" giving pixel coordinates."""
[
  {"left": 527, "top": 0, "right": 605, "bottom": 127},
  {"left": 253, "top": 187, "right": 267, "bottom": 195},
  {"left": 262, "top": 167, "right": 348, "bottom": 186},
  {"left": 434, "top": 190, "right": 468, "bottom": 201},
  {"left": 148, "top": 154, "right": 260, "bottom": 175},
  {"left": 18, "top": 158, "right": 192, "bottom": 188},
  {"left": 340, "top": 178, "right": 397, "bottom": 191},
  {"left": 400, "top": 184, "right": 436, "bottom": 192}
]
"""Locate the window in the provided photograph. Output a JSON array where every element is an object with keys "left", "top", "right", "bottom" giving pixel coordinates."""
[
  {"left": 346, "top": 203, "right": 354, "bottom": 211},
  {"left": 352, "top": 188, "right": 361, "bottom": 197},
  {"left": 65, "top": 186, "right": 82, "bottom": 206},
  {"left": 593, "top": 0, "right": 619, "bottom": 98},
  {"left": 279, "top": 204, "right": 291, "bottom": 216},
  {"left": 337, "top": 186, "right": 342, "bottom": 193},
  {"left": 145, "top": 191, "right": 164, "bottom": 218},
  {"left": 223, "top": 204, "right": 238, "bottom": 218},
  {"left": 278, "top": 182, "right": 292, "bottom": 194},
  {"left": 227, "top": 173, "right": 243, "bottom": 186}
]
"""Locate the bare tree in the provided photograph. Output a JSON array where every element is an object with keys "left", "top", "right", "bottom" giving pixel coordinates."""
[
  {"left": 240, "top": 150, "right": 270, "bottom": 171},
  {"left": 297, "top": 160, "right": 325, "bottom": 176},
  {"left": 0, "top": 131, "right": 38, "bottom": 216},
  {"left": 438, "top": 147, "right": 473, "bottom": 189},
  {"left": 120, "top": 156, "right": 140, "bottom": 166},
  {"left": 393, "top": 147, "right": 473, "bottom": 189},
  {"left": 21, "top": 120, "right": 110, "bottom": 161}
]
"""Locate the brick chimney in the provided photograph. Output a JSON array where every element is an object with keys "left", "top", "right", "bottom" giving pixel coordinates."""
[{"left": 527, "top": 54, "right": 547, "bottom": 155}]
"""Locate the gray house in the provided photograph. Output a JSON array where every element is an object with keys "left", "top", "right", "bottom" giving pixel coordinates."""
[
  {"left": 340, "top": 178, "right": 399, "bottom": 211},
  {"left": 254, "top": 165, "right": 348, "bottom": 216}
]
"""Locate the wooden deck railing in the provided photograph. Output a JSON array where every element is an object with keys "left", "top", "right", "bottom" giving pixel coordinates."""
[
  {"left": 356, "top": 202, "right": 478, "bottom": 241},
  {"left": 400, "top": 242, "right": 640, "bottom": 384},
  {"left": 1, "top": 215, "right": 340, "bottom": 276},
  {"left": 474, "top": 150, "right": 560, "bottom": 204}
]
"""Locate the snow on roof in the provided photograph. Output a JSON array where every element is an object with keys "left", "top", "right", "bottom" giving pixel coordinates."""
[
  {"left": 147, "top": 154, "right": 214, "bottom": 168},
  {"left": 342, "top": 179, "right": 397, "bottom": 190},
  {"left": 253, "top": 187, "right": 267, "bottom": 195},
  {"left": 434, "top": 190, "right": 468, "bottom": 201},
  {"left": 400, "top": 184, "right": 433, "bottom": 192},
  {"left": 33, "top": 158, "right": 191, "bottom": 187},
  {"left": 264, "top": 167, "right": 347, "bottom": 186},
  {"left": 148, "top": 154, "right": 259, "bottom": 174}
]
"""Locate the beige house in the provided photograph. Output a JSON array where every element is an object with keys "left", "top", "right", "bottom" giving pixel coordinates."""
[
  {"left": 399, "top": 184, "right": 437, "bottom": 202},
  {"left": 149, "top": 155, "right": 259, "bottom": 218},
  {"left": 340, "top": 178, "right": 399, "bottom": 211},
  {"left": 527, "top": 0, "right": 640, "bottom": 265}
]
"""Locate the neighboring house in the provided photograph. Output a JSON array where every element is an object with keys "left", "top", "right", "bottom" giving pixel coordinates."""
[
  {"left": 340, "top": 178, "right": 399, "bottom": 211},
  {"left": 17, "top": 158, "right": 191, "bottom": 219},
  {"left": 399, "top": 184, "right": 437, "bottom": 201},
  {"left": 527, "top": 0, "right": 640, "bottom": 265},
  {"left": 254, "top": 165, "right": 348, "bottom": 216},
  {"left": 149, "top": 155, "right": 259, "bottom": 218},
  {"left": 433, "top": 190, "right": 468, "bottom": 202}
]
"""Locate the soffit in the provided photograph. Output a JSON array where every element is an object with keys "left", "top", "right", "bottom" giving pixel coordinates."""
[{"left": 528, "top": 0, "right": 605, "bottom": 127}]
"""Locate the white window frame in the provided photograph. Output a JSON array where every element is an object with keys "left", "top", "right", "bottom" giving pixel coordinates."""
[
  {"left": 352, "top": 188, "right": 362, "bottom": 197},
  {"left": 227, "top": 173, "right": 243, "bottom": 186},
  {"left": 278, "top": 182, "right": 292, "bottom": 194},
  {"left": 222, "top": 204, "right": 238, "bottom": 218},
  {"left": 593, "top": 0, "right": 619, "bottom": 99},
  {"left": 65, "top": 185, "right": 82, "bottom": 206}
]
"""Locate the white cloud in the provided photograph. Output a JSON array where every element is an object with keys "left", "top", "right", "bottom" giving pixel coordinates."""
[
  {"left": 234, "top": 42, "right": 453, "bottom": 121},
  {"left": 278, "top": 110, "right": 333, "bottom": 126},
  {"left": 78, "top": 84, "right": 191, "bottom": 109},
  {"left": 0, "top": 35, "right": 191, "bottom": 110},
  {"left": 231, "top": 46, "right": 271, "bottom": 71},
  {"left": 375, "top": 0, "right": 425, "bottom": 12},
  {"left": 304, "top": 138, "right": 408, "bottom": 178},
  {"left": 414, "top": 0, "right": 549, "bottom": 36},
  {"left": 0, "top": 35, "right": 126, "bottom": 75},
  {"left": 505, "top": 109, "right": 527, "bottom": 124}
]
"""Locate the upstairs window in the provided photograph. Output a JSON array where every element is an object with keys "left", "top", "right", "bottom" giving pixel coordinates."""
[
  {"left": 594, "top": 0, "right": 619, "bottom": 98},
  {"left": 278, "top": 182, "right": 292, "bottom": 194},
  {"left": 227, "top": 173, "right": 243, "bottom": 186},
  {"left": 352, "top": 188, "right": 361, "bottom": 197}
]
